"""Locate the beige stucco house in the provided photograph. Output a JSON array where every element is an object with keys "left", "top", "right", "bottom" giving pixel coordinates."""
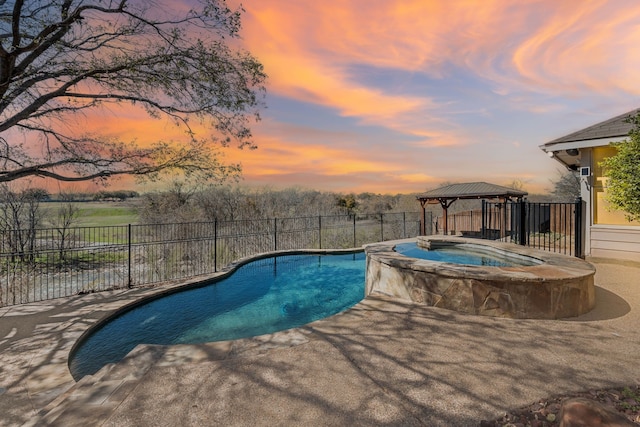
[{"left": 540, "top": 109, "right": 640, "bottom": 262}]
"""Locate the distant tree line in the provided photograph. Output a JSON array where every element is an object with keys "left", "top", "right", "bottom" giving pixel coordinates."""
[
  {"left": 0, "top": 170, "right": 580, "bottom": 233},
  {"left": 0, "top": 188, "right": 140, "bottom": 203},
  {"left": 93, "top": 190, "right": 140, "bottom": 201},
  {"left": 137, "top": 184, "right": 423, "bottom": 224}
]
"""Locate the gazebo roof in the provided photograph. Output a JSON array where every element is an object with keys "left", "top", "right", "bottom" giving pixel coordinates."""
[
  {"left": 417, "top": 182, "right": 527, "bottom": 203},
  {"left": 415, "top": 182, "right": 527, "bottom": 235}
]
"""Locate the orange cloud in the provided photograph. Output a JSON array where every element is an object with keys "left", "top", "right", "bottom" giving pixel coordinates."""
[
  {"left": 220, "top": 117, "right": 444, "bottom": 193},
  {"left": 244, "top": 0, "right": 640, "bottom": 106},
  {"left": 242, "top": 2, "right": 446, "bottom": 138},
  {"left": 227, "top": 136, "right": 391, "bottom": 178},
  {"left": 36, "top": 0, "right": 639, "bottom": 195},
  {"left": 239, "top": 1, "right": 525, "bottom": 147},
  {"left": 80, "top": 104, "right": 217, "bottom": 145},
  {"left": 511, "top": 0, "right": 640, "bottom": 93}
]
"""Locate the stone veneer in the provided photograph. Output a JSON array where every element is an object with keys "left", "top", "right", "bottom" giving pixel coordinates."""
[{"left": 365, "top": 236, "right": 596, "bottom": 319}]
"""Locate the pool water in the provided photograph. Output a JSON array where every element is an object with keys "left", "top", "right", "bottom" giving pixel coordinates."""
[
  {"left": 393, "top": 242, "right": 539, "bottom": 267},
  {"left": 70, "top": 252, "right": 365, "bottom": 380}
]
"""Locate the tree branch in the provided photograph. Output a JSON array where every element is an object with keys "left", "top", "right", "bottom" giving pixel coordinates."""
[{"left": 0, "top": 0, "right": 266, "bottom": 185}]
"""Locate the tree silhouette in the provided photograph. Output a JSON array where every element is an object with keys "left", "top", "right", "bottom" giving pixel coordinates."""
[{"left": 0, "top": 0, "right": 266, "bottom": 184}]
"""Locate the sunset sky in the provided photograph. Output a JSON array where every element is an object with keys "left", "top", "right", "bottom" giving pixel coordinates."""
[
  {"left": 63, "top": 0, "right": 640, "bottom": 196},
  {"left": 199, "top": 0, "right": 638, "bottom": 195}
]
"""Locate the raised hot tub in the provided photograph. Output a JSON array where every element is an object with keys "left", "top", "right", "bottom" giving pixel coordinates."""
[{"left": 365, "top": 236, "right": 596, "bottom": 319}]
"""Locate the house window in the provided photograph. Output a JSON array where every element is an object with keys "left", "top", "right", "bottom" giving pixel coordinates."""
[{"left": 593, "top": 145, "right": 640, "bottom": 226}]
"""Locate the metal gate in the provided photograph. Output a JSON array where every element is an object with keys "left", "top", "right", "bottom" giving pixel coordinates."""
[{"left": 481, "top": 199, "right": 585, "bottom": 257}]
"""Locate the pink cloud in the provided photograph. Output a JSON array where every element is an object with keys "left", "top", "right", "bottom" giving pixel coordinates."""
[
  {"left": 512, "top": 0, "right": 640, "bottom": 94},
  {"left": 39, "top": 0, "right": 639, "bottom": 195},
  {"left": 244, "top": 0, "right": 640, "bottom": 106}
]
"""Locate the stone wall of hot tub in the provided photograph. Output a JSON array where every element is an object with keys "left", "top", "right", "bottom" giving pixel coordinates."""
[{"left": 365, "top": 237, "right": 596, "bottom": 319}]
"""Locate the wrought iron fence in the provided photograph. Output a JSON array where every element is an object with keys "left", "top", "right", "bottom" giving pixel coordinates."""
[
  {"left": 429, "top": 199, "right": 585, "bottom": 257},
  {"left": 480, "top": 199, "right": 585, "bottom": 257},
  {"left": 0, "top": 212, "right": 423, "bottom": 307}
]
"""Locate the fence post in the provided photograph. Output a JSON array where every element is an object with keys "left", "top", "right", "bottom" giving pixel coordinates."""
[
  {"left": 214, "top": 219, "right": 218, "bottom": 272},
  {"left": 519, "top": 199, "right": 527, "bottom": 246},
  {"left": 353, "top": 214, "right": 356, "bottom": 247},
  {"left": 318, "top": 215, "right": 322, "bottom": 249},
  {"left": 574, "top": 197, "right": 584, "bottom": 258},
  {"left": 403, "top": 212, "right": 406, "bottom": 238},
  {"left": 127, "top": 224, "right": 132, "bottom": 288},
  {"left": 502, "top": 200, "right": 507, "bottom": 240},
  {"left": 481, "top": 200, "right": 486, "bottom": 239},
  {"left": 274, "top": 218, "right": 278, "bottom": 251}
]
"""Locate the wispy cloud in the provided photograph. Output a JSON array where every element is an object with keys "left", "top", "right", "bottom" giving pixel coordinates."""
[
  {"left": 246, "top": 0, "right": 640, "bottom": 100},
  {"left": 227, "top": 0, "right": 640, "bottom": 193},
  {"left": 80, "top": 0, "right": 640, "bottom": 194},
  {"left": 512, "top": 0, "right": 640, "bottom": 95}
]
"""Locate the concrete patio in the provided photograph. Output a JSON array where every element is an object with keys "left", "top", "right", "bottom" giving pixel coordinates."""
[{"left": 1, "top": 257, "right": 639, "bottom": 426}]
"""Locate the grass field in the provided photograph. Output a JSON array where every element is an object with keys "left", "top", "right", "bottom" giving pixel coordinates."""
[{"left": 41, "top": 200, "right": 140, "bottom": 227}]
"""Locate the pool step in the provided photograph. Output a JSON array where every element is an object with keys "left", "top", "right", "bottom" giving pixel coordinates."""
[{"left": 27, "top": 345, "right": 166, "bottom": 426}]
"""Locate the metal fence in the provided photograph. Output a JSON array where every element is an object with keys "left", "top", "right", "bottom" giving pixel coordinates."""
[
  {"left": 480, "top": 199, "right": 585, "bottom": 257},
  {"left": 0, "top": 212, "right": 423, "bottom": 307},
  {"left": 429, "top": 199, "right": 585, "bottom": 257}
]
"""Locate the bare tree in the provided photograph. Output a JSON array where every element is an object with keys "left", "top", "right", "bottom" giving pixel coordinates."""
[
  {"left": 550, "top": 170, "right": 581, "bottom": 201},
  {"left": 139, "top": 181, "right": 199, "bottom": 224},
  {"left": 47, "top": 199, "right": 80, "bottom": 264},
  {"left": 0, "top": 0, "right": 266, "bottom": 184},
  {"left": 193, "top": 185, "right": 245, "bottom": 221},
  {"left": 0, "top": 184, "right": 43, "bottom": 259}
]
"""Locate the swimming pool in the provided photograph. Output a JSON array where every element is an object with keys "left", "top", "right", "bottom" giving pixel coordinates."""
[
  {"left": 393, "top": 242, "right": 540, "bottom": 267},
  {"left": 70, "top": 251, "right": 365, "bottom": 380}
]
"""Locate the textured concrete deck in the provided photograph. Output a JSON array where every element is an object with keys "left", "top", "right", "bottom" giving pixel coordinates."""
[{"left": 1, "top": 258, "right": 639, "bottom": 426}]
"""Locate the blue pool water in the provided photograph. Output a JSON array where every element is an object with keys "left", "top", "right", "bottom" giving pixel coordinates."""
[
  {"left": 393, "top": 242, "right": 539, "bottom": 267},
  {"left": 70, "top": 252, "right": 365, "bottom": 380}
]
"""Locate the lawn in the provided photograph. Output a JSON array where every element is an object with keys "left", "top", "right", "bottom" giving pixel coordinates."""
[{"left": 42, "top": 200, "right": 140, "bottom": 227}]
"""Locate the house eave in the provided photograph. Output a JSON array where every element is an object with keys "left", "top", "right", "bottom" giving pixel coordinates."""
[
  {"left": 539, "top": 136, "right": 628, "bottom": 170},
  {"left": 539, "top": 136, "right": 627, "bottom": 153}
]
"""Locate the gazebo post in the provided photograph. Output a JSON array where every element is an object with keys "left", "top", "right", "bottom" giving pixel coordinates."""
[
  {"left": 439, "top": 198, "right": 455, "bottom": 235},
  {"left": 442, "top": 201, "right": 448, "bottom": 235},
  {"left": 419, "top": 199, "right": 427, "bottom": 235}
]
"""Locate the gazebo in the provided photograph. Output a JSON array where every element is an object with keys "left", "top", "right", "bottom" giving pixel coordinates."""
[{"left": 416, "top": 182, "right": 528, "bottom": 235}]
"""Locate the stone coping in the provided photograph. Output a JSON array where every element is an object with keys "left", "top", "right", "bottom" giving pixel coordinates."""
[{"left": 366, "top": 236, "right": 596, "bottom": 283}]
